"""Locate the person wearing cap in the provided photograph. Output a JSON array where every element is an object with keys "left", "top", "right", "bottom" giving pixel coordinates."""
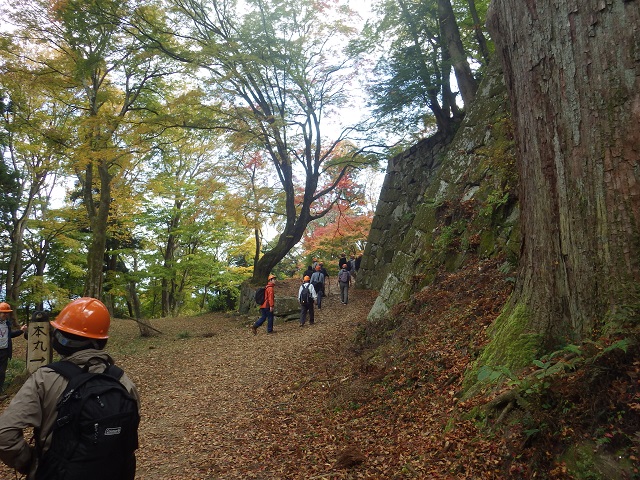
[
  {"left": 0, "top": 302, "right": 26, "bottom": 395},
  {"left": 298, "top": 276, "right": 317, "bottom": 327},
  {"left": 0, "top": 297, "right": 140, "bottom": 479},
  {"left": 337, "top": 263, "right": 352, "bottom": 305},
  {"left": 252, "top": 274, "right": 277, "bottom": 334}
]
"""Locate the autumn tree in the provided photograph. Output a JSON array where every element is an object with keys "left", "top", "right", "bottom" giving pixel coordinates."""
[
  {"left": 301, "top": 168, "right": 372, "bottom": 269},
  {"left": 482, "top": 0, "right": 640, "bottom": 367},
  {"left": 137, "top": 127, "right": 250, "bottom": 316},
  {"left": 1, "top": 0, "right": 180, "bottom": 299},
  {"left": 0, "top": 66, "right": 67, "bottom": 310},
  {"left": 140, "top": 0, "right": 378, "bottom": 287}
]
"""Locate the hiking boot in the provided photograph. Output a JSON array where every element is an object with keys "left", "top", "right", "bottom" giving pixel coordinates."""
[{"left": 251, "top": 325, "right": 257, "bottom": 335}]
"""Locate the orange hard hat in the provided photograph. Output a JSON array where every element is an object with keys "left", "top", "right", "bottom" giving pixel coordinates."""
[
  {"left": 303, "top": 275, "right": 310, "bottom": 281},
  {"left": 0, "top": 302, "right": 12, "bottom": 313},
  {"left": 51, "top": 297, "right": 110, "bottom": 339}
]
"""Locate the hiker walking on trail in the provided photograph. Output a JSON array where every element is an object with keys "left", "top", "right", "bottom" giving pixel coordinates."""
[
  {"left": 0, "top": 303, "right": 26, "bottom": 396},
  {"left": 0, "top": 297, "right": 140, "bottom": 480},
  {"left": 298, "top": 276, "right": 317, "bottom": 327},
  {"left": 310, "top": 265, "right": 325, "bottom": 309},
  {"left": 319, "top": 262, "right": 330, "bottom": 298},
  {"left": 337, "top": 264, "right": 352, "bottom": 305},
  {"left": 252, "top": 274, "right": 277, "bottom": 334},
  {"left": 303, "top": 264, "right": 314, "bottom": 279},
  {"left": 338, "top": 253, "right": 348, "bottom": 272},
  {"left": 348, "top": 254, "right": 357, "bottom": 283}
]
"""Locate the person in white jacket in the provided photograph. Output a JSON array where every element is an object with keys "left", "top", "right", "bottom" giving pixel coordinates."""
[{"left": 298, "top": 276, "right": 317, "bottom": 326}]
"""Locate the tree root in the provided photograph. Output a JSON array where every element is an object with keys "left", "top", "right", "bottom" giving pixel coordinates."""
[{"left": 485, "top": 389, "right": 525, "bottom": 425}]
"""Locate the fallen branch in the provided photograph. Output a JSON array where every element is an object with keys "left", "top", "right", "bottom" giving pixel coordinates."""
[{"left": 121, "top": 315, "right": 163, "bottom": 334}]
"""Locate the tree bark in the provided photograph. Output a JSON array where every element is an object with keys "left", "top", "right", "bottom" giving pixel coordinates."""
[
  {"left": 466, "top": 0, "right": 491, "bottom": 64},
  {"left": 83, "top": 159, "right": 112, "bottom": 299},
  {"left": 487, "top": 0, "right": 640, "bottom": 349},
  {"left": 437, "top": 0, "right": 478, "bottom": 107}
]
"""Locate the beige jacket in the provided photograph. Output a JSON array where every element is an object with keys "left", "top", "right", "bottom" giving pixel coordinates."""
[{"left": 0, "top": 349, "right": 139, "bottom": 479}]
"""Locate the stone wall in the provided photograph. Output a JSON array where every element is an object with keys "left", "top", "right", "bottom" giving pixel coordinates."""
[
  {"left": 357, "top": 129, "right": 456, "bottom": 291},
  {"left": 359, "top": 61, "right": 520, "bottom": 321}
]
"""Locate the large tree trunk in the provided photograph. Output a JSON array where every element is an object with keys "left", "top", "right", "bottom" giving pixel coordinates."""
[
  {"left": 83, "top": 160, "right": 112, "bottom": 299},
  {"left": 485, "top": 0, "right": 640, "bottom": 362}
]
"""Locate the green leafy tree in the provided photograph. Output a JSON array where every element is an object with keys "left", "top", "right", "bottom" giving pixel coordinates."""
[
  {"left": 1, "top": 0, "right": 180, "bottom": 299},
  {"left": 356, "top": 0, "right": 488, "bottom": 139},
  {"left": 0, "top": 64, "right": 68, "bottom": 309},
  {"left": 138, "top": 0, "right": 379, "bottom": 287},
  {"left": 137, "top": 128, "right": 250, "bottom": 316}
]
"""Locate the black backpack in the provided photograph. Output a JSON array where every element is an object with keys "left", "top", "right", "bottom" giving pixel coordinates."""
[
  {"left": 36, "top": 359, "right": 140, "bottom": 480},
  {"left": 254, "top": 287, "right": 266, "bottom": 305},
  {"left": 299, "top": 284, "right": 313, "bottom": 306}
]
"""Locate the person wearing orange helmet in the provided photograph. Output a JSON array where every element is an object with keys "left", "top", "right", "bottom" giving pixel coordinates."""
[
  {"left": 251, "top": 274, "right": 277, "bottom": 334},
  {"left": 0, "top": 302, "right": 26, "bottom": 396},
  {"left": 298, "top": 275, "right": 317, "bottom": 327},
  {"left": 0, "top": 297, "right": 140, "bottom": 479}
]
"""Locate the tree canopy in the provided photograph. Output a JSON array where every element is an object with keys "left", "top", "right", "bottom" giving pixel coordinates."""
[{"left": 0, "top": 0, "right": 492, "bottom": 317}]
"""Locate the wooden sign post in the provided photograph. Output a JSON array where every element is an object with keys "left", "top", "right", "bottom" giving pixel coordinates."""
[{"left": 27, "top": 311, "right": 52, "bottom": 374}]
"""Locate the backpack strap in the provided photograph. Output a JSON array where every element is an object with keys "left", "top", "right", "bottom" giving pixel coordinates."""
[
  {"left": 47, "top": 358, "right": 124, "bottom": 381},
  {"left": 47, "top": 360, "right": 84, "bottom": 379}
]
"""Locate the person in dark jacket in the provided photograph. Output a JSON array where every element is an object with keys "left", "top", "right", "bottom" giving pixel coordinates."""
[
  {"left": 337, "top": 264, "right": 352, "bottom": 304},
  {"left": 338, "top": 253, "right": 348, "bottom": 271},
  {"left": 355, "top": 253, "right": 362, "bottom": 272},
  {"left": 303, "top": 265, "right": 314, "bottom": 279},
  {"left": 0, "top": 302, "right": 26, "bottom": 395},
  {"left": 310, "top": 265, "right": 325, "bottom": 309}
]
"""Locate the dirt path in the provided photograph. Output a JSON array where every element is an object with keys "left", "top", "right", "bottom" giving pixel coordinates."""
[
  {"left": 0, "top": 281, "right": 375, "bottom": 479},
  {"left": 130, "top": 284, "right": 375, "bottom": 479}
]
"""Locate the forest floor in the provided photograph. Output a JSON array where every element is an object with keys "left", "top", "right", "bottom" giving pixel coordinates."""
[{"left": 1, "top": 259, "right": 638, "bottom": 479}]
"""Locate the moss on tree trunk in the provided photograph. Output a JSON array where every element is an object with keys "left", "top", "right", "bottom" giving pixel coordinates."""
[{"left": 483, "top": 0, "right": 640, "bottom": 366}]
